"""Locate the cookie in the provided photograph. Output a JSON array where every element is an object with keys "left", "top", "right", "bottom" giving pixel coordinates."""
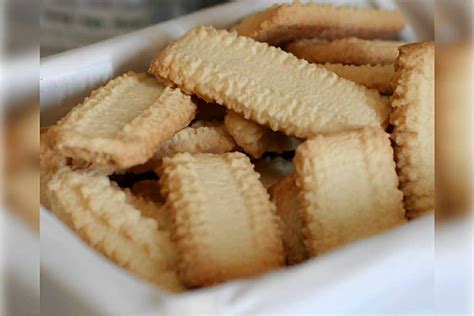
[
  {"left": 269, "top": 175, "right": 307, "bottom": 265},
  {"left": 225, "top": 110, "right": 300, "bottom": 158},
  {"left": 40, "top": 127, "right": 66, "bottom": 209},
  {"left": 285, "top": 37, "right": 404, "bottom": 65},
  {"left": 149, "top": 26, "right": 390, "bottom": 138},
  {"left": 390, "top": 42, "right": 434, "bottom": 218},
  {"left": 234, "top": 3, "right": 405, "bottom": 45},
  {"left": 122, "top": 122, "right": 236, "bottom": 174},
  {"left": 293, "top": 127, "right": 406, "bottom": 256},
  {"left": 321, "top": 63, "right": 394, "bottom": 94},
  {"left": 50, "top": 72, "right": 197, "bottom": 169},
  {"left": 47, "top": 166, "right": 183, "bottom": 291},
  {"left": 159, "top": 152, "right": 284, "bottom": 287},
  {"left": 154, "top": 122, "right": 236, "bottom": 159}
]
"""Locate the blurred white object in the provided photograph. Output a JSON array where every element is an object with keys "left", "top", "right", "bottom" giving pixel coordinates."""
[{"left": 0, "top": 212, "right": 40, "bottom": 316}]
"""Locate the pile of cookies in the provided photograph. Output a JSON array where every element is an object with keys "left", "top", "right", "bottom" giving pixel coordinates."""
[{"left": 41, "top": 2, "right": 434, "bottom": 291}]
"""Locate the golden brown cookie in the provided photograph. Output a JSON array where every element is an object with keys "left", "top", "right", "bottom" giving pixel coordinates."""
[
  {"left": 234, "top": 3, "right": 405, "bottom": 45},
  {"left": 390, "top": 42, "right": 434, "bottom": 218},
  {"left": 285, "top": 37, "right": 404, "bottom": 65},
  {"left": 47, "top": 166, "right": 183, "bottom": 291},
  {"left": 224, "top": 110, "right": 300, "bottom": 158},
  {"left": 321, "top": 63, "right": 394, "bottom": 94},
  {"left": 122, "top": 122, "right": 236, "bottom": 174},
  {"left": 294, "top": 127, "right": 406, "bottom": 256},
  {"left": 154, "top": 122, "right": 236, "bottom": 159},
  {"left": 40, "top": 128, "right": 65, "bottom": 209},
  {"left": 159, "top": 152, "right": 284, "bottom": 287},
  {"left": 50, "top": 72, "right": 196, "bottom": 169},
  {"left": 149, "top": 26, "right": 390, "bottom": 138},
  {"left": 269, "top": 175, "right": 307, "bottom": 265}
]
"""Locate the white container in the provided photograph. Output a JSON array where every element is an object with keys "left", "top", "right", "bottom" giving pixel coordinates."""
[{"left": 40, "top": 1, "right": 434, "bottom": 314}]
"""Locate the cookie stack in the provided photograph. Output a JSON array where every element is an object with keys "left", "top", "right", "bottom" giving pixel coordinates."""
[{"left": 41, "top": 2, "right": 434, "bottom": 291}]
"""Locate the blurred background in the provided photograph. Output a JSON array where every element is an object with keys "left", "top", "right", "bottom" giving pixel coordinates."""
[
  {"left": 1, "top": 0, "right": 473, "bottom": 315},
  {"left": 40, "top": 0, "right": 229, "bottom": 57}
]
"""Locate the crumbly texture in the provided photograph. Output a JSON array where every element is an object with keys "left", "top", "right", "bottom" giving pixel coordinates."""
[
  {"left": 47, "top": 167, "right": 183, "bottom": 291},
  {"left": 254, "top": 157, "right": 295, "bottom": 189},
  {"left": 225, "top": 110, "right": 300, "bottom": 158},
  {"left": 150, "top": 26, "right": 390, "bottom": 138},
  {"left": 285, "top": 37, "right": 404, "bottom": 65},
  {"left": 159, "top": 152, "right": 284, "bottom": 287},
  {"left": 294, "top": 127, "right": 406, "bottom": 256},
  {"left": 269, "top": 175, "right": 307, "bottom": 265},
  {"left": 321, "top": 63, "right": 395, "bottom": 95},
  {"left": 390, "top": 42, "right": 434, "bottom": 218},
  {"left": 234, "top": 3, "right": 405, "bottom": 45},
  {"left": 50, "top": 72, "right": 197, "bottom": 169}
]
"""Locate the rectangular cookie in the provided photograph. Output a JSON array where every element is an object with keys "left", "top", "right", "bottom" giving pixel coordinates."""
[
  {"left": 224, "top": 110, "right": 299, "bottom": 158},
  {"left": 294, "top": 127, "right": 406, "bottom": 256},
  {"left": 269, "top": 175, "right": 307, "bottom": 265},
  {"left": 47, "top": 166, "right": 183, "bottom": 291},
  {"left": 390, "top": 42, "right": 434, "bottom": 218},
  {"left": 321, "top": 63, "right": 395, "bottom": 95},
  {"left": 41, "top": 127, "right": 65, "bottom": 210},
  {"left": 154, "top": 122, "right": 236, "bottom": 158},
  {"left": 124, "top": 121, "right": 236, "bottom": 174},
  {"left": 234, "top": 3, "right": 405, "bottom": 45},
  {"left": 159, "top": 152, "right": 284, "bottom": 287},
  {"left": 50, "top": 72, "right": 196, "bottom": 169},
  {"left": 285, "top": 37, "right": 404, "bottom": 66},
  {"left": 149, "top": 26, "right": 390, "bottom": 138}
]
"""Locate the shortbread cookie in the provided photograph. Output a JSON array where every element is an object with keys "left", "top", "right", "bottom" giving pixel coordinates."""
[
  {"left": 159, "top": 152, "right": 284, "bottom": 287},
  {"left": 40, "top": 128, "right": 65, "bottom": 209},
  {"left": 285, "top": 37, "right": 404, "bottom": 65},
  {"left": 154, "top": 123, "right": 236, "bottom": 159},
  {"left": 225, "top": 111, "right": 300, "bottom": 158},
  {"left": 269, "top": 175, "right": 306, "bottom": 265},
  {"left": 50, "top": 72, "right": 196, "bottom": 169},
  {"left": 123, "top": 122, "right": 236, "bottom": 174},
  {"left": 321, "top": 63, "right": 394, "bottom": 94},
  {"left": 234, "top": 3, "right": 405, "bottom": 45},
  {"left": 47, "top": 166, "right": 183, "bottom": 291},
  {"left": 390, "top": 42, "right": 434, "bottom": 218},
  {"left": 150, "top": 26, "right": 390, "bottom": 138},
  {"left": 294, "top": 127, "right": 405, "bottom": 256},
  {"left": 254, "top": 157, "right": 295, "bottom": 189}
]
